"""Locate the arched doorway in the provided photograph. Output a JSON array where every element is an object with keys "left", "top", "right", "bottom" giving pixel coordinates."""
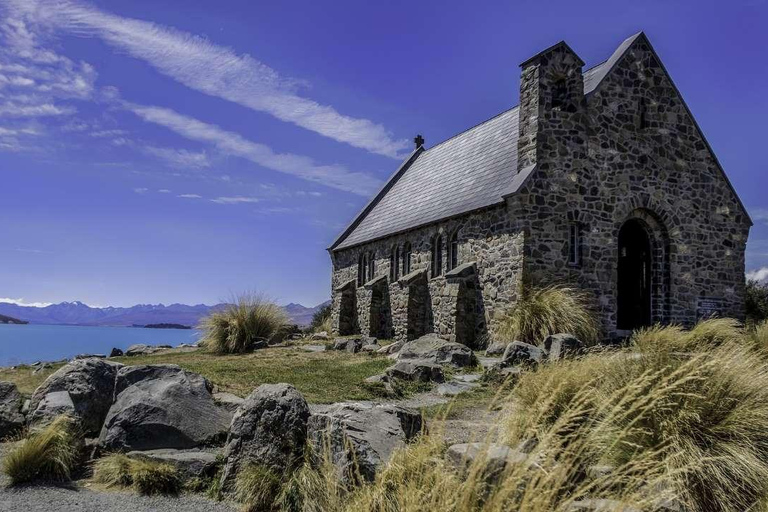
[{"left": 617, "top": 219, "right": 652, "bottom": 330}]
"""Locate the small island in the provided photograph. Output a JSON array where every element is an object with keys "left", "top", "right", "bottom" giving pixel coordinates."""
[
  {"left": 0, "top": 314, "right": 28, "bottom": 325},
  {"left": 143, "top": 323, "right": 192, "bottom": 330}
]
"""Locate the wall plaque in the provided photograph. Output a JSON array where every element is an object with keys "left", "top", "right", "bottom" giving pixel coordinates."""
[{"left": 697, "top": 297, "right": 725, "bottom": 320}]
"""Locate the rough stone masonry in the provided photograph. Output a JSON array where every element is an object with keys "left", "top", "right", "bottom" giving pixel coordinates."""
[{"left": 328, "top": 32, "right": 751, "bottom": 346}]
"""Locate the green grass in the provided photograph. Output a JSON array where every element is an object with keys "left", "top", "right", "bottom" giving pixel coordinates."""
[
  {"left": 93, "top": 454, "right": 181, "bottom": 496},
  {"left": 110, "top": 347, "right": 392, "bottom": 403},
  {"left": 2, "top": 415, "right": 80, "bottom": 485},
  {"left": 0, "top": 363, "right": 65, "bottom": 396}
]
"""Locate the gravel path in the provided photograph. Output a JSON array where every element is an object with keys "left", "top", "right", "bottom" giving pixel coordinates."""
[{"left": 0, "top": 485, "right": 237, "bottom": 512}]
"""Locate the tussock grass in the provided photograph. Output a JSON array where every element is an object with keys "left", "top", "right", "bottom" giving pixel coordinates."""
[
  {"left": 93, "top": 454, "right": 180, "bottom": 496},
  {"left": 235, "top": 464, "right": 283, "bottom": 512},
  {"left": 2, "top": 415, "right": 80, "bottom": 485},
  {"left": 495, "top": 285, "right": 599, "bottom": 346},
  {"left": 309, "top": 303, "right": 332, "bottom": 335},
  {"left": 199, "top": 293, "right": 289, "bottom": 354}
]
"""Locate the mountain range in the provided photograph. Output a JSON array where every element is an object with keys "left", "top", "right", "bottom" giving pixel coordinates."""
[{"left": 0, "top": 300, "right": 329, "bottom": 328}]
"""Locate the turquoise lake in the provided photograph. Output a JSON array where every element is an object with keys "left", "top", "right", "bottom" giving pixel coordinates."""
[{"left": 0, "top": 324, "right": 201, "bottom": 366}]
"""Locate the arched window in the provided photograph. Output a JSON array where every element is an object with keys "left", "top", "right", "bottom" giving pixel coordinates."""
[
  {"left": 367, "top": 252, "right": 375, "bottom": 282},
  {"left": 402, "top": 242, "right": 411, "bottom": 275},
  {"left": 431, "top": 235, "right": 443, "bottom": 278},
  {"left": 390, "top": 246, "right": 400, "bottom": 281},
  {"left": 357, "top": 253, "right": 365, "bottom": 286},
  {"left": 447, "top": 230, "right": 459, "bottom": 271},
  {"left": 552, "top": 78, "right": 567, "bottom": 110}
]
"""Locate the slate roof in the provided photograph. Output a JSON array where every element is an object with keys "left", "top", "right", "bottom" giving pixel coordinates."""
[{"left": 331, "top": 32, "right": 741, "bottom": 251}]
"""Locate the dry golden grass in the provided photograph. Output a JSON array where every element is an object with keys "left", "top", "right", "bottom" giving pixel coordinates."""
[
  {"left": 93, "top": 453, "right": 180, "bottom": 496},
  {"left": 199, "top": 293, "right": 290, "bottom": 354},
  {"left": 2, "top": 415, "right": 79, "bottom": 485},
  {"left": 495, "top": 285, "right": 600, "bottom": 346}
]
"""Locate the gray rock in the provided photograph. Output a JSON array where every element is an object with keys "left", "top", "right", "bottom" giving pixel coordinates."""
[
  {"left": 213, "top": 392, "right": 245, "bottom": 413},
  {"left": 28, "top": 390, "right": 76, "bottom": 429},
  {"left": 33, "top": 363, "right": 52, "bottom": 374},
  {"left": 251, "top": 340, "right": 268, "bottom": 350},
  {"left": 485, "top": 341, "right": 508, "bottom": 356},
  {"left": 28, "top": 358, "right": 123, "bottom": 435},
  {"left": 99, "top": 365, "right": 232, "bottom": 451},
  {"left": 386, "top": 360, "right": 445, "bottom": 382},
  {"left": 300, "top": 344, "right": 326, "bottom": 352},
  {"left": 360, "top": 343, "right": 380, "bottom": 353},
  {"left": 453, "top": 373, "right": 482, "bottom": 383},
  {"left": 125, "top": 344, "right": 159, "bottom": 356},
  {"left": 74, "top": 354, "right": 106, "bottom": 360},
  {"left": 333, "top": 337, "right": 363, "bottom": 353},
  {"left": 0, "top": 381, "right": 25, "bottom": 439},
  {"left": 126, "top": 448, "right": 222, "bottom": 480},
  {"left": 436, "top": 381, "right": 479, "bottom": 396},
  {"left": 446, "top": 442, "right": 527, "bottom": 477},
  {"left": 220, "top": 383, "right": 309, "bottom": 490},
  {"left": 544, "top": 333, "right": 583, "bottom": 361},
  {"left": 311, "top": 332, "right": 330, "bottom": 341},
  {"left": 397, "top": 334, "right": 475, "bottom": 367},
  {"left": 501, "top": 341, "right": 546, "bottom": 367},
  {"left": 308, "top": 402, "right": 422, "bottom": 484},
  {"left": 377, "top": 340, "right": 404, "bottom": 355},
  {"left": 109, "top": 347, "right": 124, "bottom": 358}
]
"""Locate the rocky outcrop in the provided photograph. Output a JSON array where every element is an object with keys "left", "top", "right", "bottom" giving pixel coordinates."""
[
  {"left": 308, "top": 402, "right": 422, "bottom": 484},
  {"left": 99, "top": 365, "right": 232, "bottom": 451},
  {"left": 377, "top": 340, "right": 404, "bottom": 355},
  {"left": 485, "top": 342, "right": 508, "bottom": 356},
  {"left": 397, "top": 334, "right": 475, "bottom": 367},
  {"left": 0, "top": 382, "right": 25, "bottom": 438},
  {"left": 126, "top": 448, "right": 222, "bottom": 480},
  {"left": 109, "top": 348, "right": 124, "bottom": 358},
  {"left": 544, "top": 333, "right": 583, "bottom": 361},
  {"left": 500, "top": 341, "right": 546, "bottom": 367},
  {"left": 386, "top": 360, "right": 444, "bottom": 383},
  {"left": 446, "top": 442, "right": 526, "bottom": 475},
  {"left": 220, "top": 383, "right": 309, "bottom": 491},
  {"left": 28, "top": 390, "right": 75, "bottom": 429},
  {"left": 28, "top": 358, "right": 123, "bottom": 435}
]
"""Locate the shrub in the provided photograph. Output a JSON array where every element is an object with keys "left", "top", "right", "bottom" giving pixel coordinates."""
[
  {"left": 747, "top": 280, "right": 768, "bottom": 324},
  {"left": 199, "top": 293, "right": 289, "bottom": 354},
  {"left": 309, "top": 303, "right": 332, "bottom": 334},
  {"left": 2, "top": 415, "right": 80, "bottom": 485},
  {"left": 93, "top": 454, "right": 180, "bottom": 496},
  {"left": 495, "top": 285, "right": 600, "bottom": 346}
]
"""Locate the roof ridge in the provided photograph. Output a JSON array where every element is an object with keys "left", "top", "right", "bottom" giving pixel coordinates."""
[{"left": 423, "top": 106, "right": 519, "bottom": 153}]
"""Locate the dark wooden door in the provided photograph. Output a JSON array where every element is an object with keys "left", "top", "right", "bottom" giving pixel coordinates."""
[{"left": 617, "top": 219, "right": 652, "bottom": 330}]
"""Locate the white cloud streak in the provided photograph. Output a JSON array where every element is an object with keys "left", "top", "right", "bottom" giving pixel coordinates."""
[
  {"left": 143, "top": 145, "right": 209, "bottom": 169},
  {"left": 0, "top": 297, "right": 52, "bottom": 307},
  {"left": 178, "top": 193, "right": 202, "bottom": 199},
  {"left": 748, "top": 267, "right": 768, "bottom": 283},
  {"left": 2, "top": 0, "right": 409, "bottom": 158},
  {"left": 126, "top": 103, "right": 383, "bottom": 196},
  {"left": 211, "top": 196, "right": 260, "bottom": 205}
]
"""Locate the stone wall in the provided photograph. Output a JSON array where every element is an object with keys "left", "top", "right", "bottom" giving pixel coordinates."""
[
  {"left": 330, "top": 205, "right": 525, "bottom": 345},
  {"left": 512, "top": 36, "right": 750, "bottom": 335}
]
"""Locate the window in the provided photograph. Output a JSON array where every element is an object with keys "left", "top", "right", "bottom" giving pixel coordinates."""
[
  {"left": 431, "top": 235, "right": 443, "bottom": 278},
  {"left": 552, "top": 78, "right": 567, "bottom": 110},
  {"left": 447, "top": 230, "right": 459, "bottom": 271},
  {"left": 638, "top": 97, "right": 648, "bottom": 130},
  {"left": 357, "top": 254, "right": 365, "bottom": 286},
  {"left": 402, "top": 242, "right": 411, "bottom": 275},
  {"left": 568, "top": 223, "right": 581, "bottom": 266},
  {"left": 367, "top": 252, "right": 375, "bottom": 282},
  {"left": 390, "top": 246, "right": 400, "bottom": 281}
]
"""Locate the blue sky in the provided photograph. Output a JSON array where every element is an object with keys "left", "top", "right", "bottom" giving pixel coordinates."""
[{"left": 0, "top": 0, "right": 766, "bottom": 308}]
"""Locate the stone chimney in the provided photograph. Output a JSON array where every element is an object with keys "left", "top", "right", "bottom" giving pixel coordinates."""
[{"left": 516, "top": 41, "right": 586, "bottom": 174}]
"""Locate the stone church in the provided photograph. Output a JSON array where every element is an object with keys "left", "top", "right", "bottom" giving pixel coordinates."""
[{"left": 328, "top": 32, "right": 751, "bottom": 346}]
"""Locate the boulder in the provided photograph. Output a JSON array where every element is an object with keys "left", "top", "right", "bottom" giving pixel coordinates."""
[
  {"left": 446, "top": 443, "right": 527, "bottom": 477},
  {"left": 377, "top": 340, "right": 404, "bottom": 355},
  {"left": 220, "top": 383, "right": 309, "bottom": 490},
  {"left": 567, "top": 499, "right": 641, "bottom": 512},
  {"left": 251, "top": 339, "right": 268, "bottom": 350},
  {"left": 126, "top": 448, "right": 222, "bottom": 480},
  {"left": 485, "top": 342, "right": 508, "bottom": 356},
  {"left": 109, "top": 347, "right": 124, "bottom": 358},
  {"left": 333, "top": 337, "right": 363, "bottom": 353},
  {"left": 300, "top": 344, "right": 326, "bottom": 353},
  {"left": 501, "top": 341, "right": 546, "bottom": 367},
  {"left": 397, "top": 334, "right": 474, "bottom": 367},
  {"left": 74, "top": 353, "right": 106, "bottom": 360},
  {"left": 0, "top": 382, "right": 25, "bottom": 439},
  {"left": 386, "top": 360, "right": 444, "bottom": 383},
  {"left": 436, "top": 380, "right": 479, "bottom": 396},
  {"left": 311, "top": 332, "right": 330, "bottom": 341},
  {"left": 360, "top": 343, "right": 380, "bottom": 353},
  {"left": 99, "top": 365, "right": 232, "bottom": 451},
  {"left": 544, "top": 333, "right": 583, "bottom": 361},
  {"left": 28, "top": 390, "right": 75, "bottom": 429},
  {"left": 363, "top": 374, "right": 397, "bottom": 397},
  {"left": 308, "top": 402, "right": 422, "bottom": 484},
  {"left": 125, "top": 344, "right": 158, "bottom": 356},
  {"left": 28, "top": 358, "right": 122, "bottom": 435},
  {"left": 213, "top": 392, "right": 245, "bottom": 413}
]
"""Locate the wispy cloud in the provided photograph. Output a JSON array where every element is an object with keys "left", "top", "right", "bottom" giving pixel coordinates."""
[
  {"left": 0, "top": 102, "right": 75, "bottom": 117},
  {"left": 747, "top": 267, "right": 768, "bottom": 283},
  {"left": 2, "top": 0, "right": 409, "bottom": 158},
  {"left": 133, "top": 187, "right": 148, "bottom": 194},
  {"left": 0, "top": 297, "right": 52, "bottom": 307},
  {"left": 178, "top": 193, "right": 202, "bottom": 199},
  {"left": 126, "top": 103, "right": 383, "bottom": 196},
  {"left": 211, "top": 196, "right": 260, "bottom": 205},
  {"left": 752, "top": 208, "right": 768, "bottom": 225},
  {"left": 143, "top": 145, "right": 209, "bottom": 169}
]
